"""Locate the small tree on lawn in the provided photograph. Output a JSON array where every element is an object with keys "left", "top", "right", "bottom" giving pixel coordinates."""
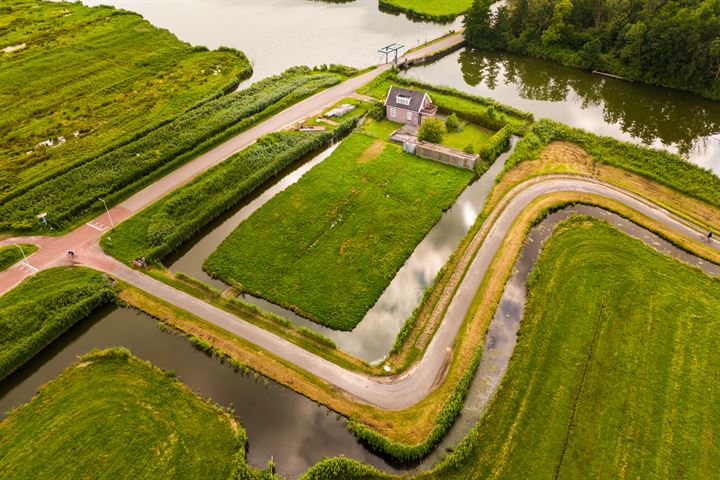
[
  {"left": 418, "top": 117, "right": 447, "bottom": 143},
  {"left": 445, "top": 113, "right": 464, "bottom": 133}
]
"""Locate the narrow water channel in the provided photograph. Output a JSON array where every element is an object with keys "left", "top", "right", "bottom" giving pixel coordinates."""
[
  {"left": 0, "top": 306, "right": 398, "bottom": 478},
  {"left": 167, "top": 138, "right": 519, "bottom": 363},
  {"left": 402, "top": 49, "right": 720, "bottom": 173}
]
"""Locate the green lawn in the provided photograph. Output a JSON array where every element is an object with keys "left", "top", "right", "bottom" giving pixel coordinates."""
[
  {"left": 0, "top": 267, "right": 114, "bottom": 381},
  {"left": 379, "top": 0, "right": 472, "bottom": 21},
  {"left": 204, "top": 133, "right": 474, "bottom": 330},
  {"left": 0, "top": 0, "right": 250, "bottom": 194},
  {"left": 424, "top": 216, "right": 720, "bottom": 479},
  {"left": 442, "top": 123, "right": 494, "bottom": 152},
  {"left": 0, "top": 244, "right": 38, "bottom": 272},
  {"left": 0, "top": 348, "right": 251, "bottom": 479},
  {"left": 359, "top": 118, "right": 404, "bottom": 139}
]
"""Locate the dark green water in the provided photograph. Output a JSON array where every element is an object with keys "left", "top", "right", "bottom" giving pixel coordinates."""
[{"left": 404, "top": 49, "right": 720, "bottom": 174}]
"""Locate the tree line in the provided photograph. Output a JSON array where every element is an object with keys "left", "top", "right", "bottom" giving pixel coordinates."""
[{"left": 464, "top": 0, "right": 720, "bottom": 100}]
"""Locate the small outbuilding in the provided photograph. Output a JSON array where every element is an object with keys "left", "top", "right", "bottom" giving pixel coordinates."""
[{"left": 384, "top": 86, "right": 437, "bottom": 126}]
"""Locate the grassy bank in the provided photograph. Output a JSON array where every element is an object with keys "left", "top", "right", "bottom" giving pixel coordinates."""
[
  {"left": 0, "top": 244, "right": 37, "bottom": 271},
  {"left": 102, "top": 110, "right": 363, "bottom": 265},
  {"left": 204, "top": 132, "right": 474, "bottom": 330},
  {"left": 0, "top": 348, "right": 256, "bottom": 479},
  {"left": 379, "top": 0, "right": 471, "bottom": 23},
  {"left": 0, "top": 267, "right": 115, "bottom": 381},
  {"left": 419, "top": 216, "right": 720, "bottom": 479},
  {"left": 1, "top": 66, "right": 347, "bottom": 234},
  {"left": 0, "top": 0, "right": 250, "bottom": 195}
]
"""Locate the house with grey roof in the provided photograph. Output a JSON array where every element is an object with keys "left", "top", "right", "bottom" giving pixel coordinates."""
[{"left": 384, "top": 86, "right": 438, "bottom": 126}]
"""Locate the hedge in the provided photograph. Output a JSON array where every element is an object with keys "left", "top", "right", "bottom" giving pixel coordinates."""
[{"left": 478, "top": 124, "right": 515, "bottom": 165}]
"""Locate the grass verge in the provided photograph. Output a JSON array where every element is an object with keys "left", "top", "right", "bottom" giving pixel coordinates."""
[{"left": 0, "top": 244, "right": 38, "bottom": 271}]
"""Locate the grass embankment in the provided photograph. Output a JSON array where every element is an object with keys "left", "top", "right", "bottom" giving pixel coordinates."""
[
  {"left": 102, "top": 108, "right": 364, "bottom": 264},
  {"left": 0, "top": 0, "right": 250, "bottom": 197},
  {"left": 418, "top": 217, "right": 720, "bottom": 479},
  {"left": 0, "top": 244, "right": 37, "bottom": 271},
  {"left": 0, "top": 348, "right": 257, "bottom": 479},
  {"left": 1, "top": 64, "right": 348, "bottom": 234},
  {"left": 204, "top": 132, "right": 474, "bottom": 330},
  {"left": 378, "top": 0, "right": 472, "bottom": 22},
  {"left": 0, "top": 267, "right": 115, "bottom": 381}
]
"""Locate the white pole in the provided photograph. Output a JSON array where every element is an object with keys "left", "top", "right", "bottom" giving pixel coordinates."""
[
  {"left": 14, "top": 244, "right": 28, "bottom": 264},
  {"left": 98, "top": 197, "right": 114, "bottom": 229}
]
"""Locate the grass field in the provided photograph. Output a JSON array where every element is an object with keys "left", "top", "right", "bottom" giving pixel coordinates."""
[
  {"left": 0, "top": 267, "right": 115, "bottom": 381},
  {"left": 379, "top": 0, "right": 472, "bottom": 21},
  {"left": 0, "top": 0, "right": 250, "bottom": 193},
  {"left": 204, "top": 132, "right": 474, "bottom": 330},
  {"left": 0, "top": 244, "right": 37, "bottom": 271},
  {"left": 424, "top": 216, "right": 720, "bottom": 479},
  {"left": 0, "top": 348, "right": 250, "bottom": 479}
]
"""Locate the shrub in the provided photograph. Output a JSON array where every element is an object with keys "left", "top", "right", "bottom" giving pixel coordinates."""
[
  {"left": 445, "top": 113, "right": 464, "bottom": 132},
  {"left": 464, "top": 144, "right": 476, "bottom": 154},
  {"left": 418, "top": 117, "right": 447, "bottom": 143},
  {"left": 478, "top": 124, "right": 514, "bottom": 163},
  {"left": 367, "top": 102, "right": 386, "bottom": 121}
]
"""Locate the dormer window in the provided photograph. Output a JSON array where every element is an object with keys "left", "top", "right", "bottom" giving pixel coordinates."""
[{"left": 396, "top": 95, "right": 411, "bottom": 106}]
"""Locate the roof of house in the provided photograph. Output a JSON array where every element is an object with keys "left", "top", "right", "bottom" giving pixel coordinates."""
[{"left": 383, "top": 86, "right": 432, "bottom": 112}]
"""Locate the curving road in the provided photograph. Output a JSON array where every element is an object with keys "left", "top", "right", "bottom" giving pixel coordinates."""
[{"left": 3, "top": 174, "right": 717, "bottom": 410}]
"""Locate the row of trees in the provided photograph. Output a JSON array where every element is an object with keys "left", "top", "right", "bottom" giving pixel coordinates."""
[{"left": 464, "top": 0, "right": 720, "bottom": 99}]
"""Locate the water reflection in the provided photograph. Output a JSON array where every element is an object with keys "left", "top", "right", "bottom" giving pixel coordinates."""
[
  {"left": 406, "top": 49, "right": 720, "bottom": 173},
  {"left": 0, "top": 306, "right": 397, "bottom": 478},
  {"left": 81, "top": 0, "right": 461, "bottom": 80}
]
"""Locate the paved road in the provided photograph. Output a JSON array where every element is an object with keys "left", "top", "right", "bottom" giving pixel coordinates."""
[{"left": 5, "top": 175, "right": 716, "bottom": 410}]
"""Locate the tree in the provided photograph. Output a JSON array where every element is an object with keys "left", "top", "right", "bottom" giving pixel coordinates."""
[
  {"left": 580, "top": 37, "right": 602, "bottom": 69},
  {"left": 541, "top": 0, "right": 574, "bottom": 46},
  {"left": 464, "top": 0, "right": 499, "bottom": 49},
  {"left": 418, "top": 118, "right": 447, "bottom": 144}
]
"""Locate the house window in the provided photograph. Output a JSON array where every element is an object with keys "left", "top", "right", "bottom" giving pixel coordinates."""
[
  {"left": 406, "top": 110, "right": 413, "bottom": 121},
  {"left": 396, "top": 95, "right": 411, "bottom": 106},
  {"left": 390, "top": 107, "right": 397, "bottom": 118}
]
